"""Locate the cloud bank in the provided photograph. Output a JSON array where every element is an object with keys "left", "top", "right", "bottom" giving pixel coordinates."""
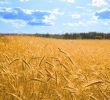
[{"left": 0, "top": 7, "right": 60, "bottom": 26}]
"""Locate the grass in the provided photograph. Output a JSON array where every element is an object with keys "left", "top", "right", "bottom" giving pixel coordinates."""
[{"left": 0, "top": 35, "right": 110, "bottom": 100}]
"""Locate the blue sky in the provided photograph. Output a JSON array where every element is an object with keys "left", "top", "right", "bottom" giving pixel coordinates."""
[{"left": 0, "top": 0, "right": 110, "bottom": 33}]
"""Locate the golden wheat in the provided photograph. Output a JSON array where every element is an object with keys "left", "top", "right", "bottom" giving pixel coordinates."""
[{"left": 0, "top": 35, "right": 110, "bottom": 100}]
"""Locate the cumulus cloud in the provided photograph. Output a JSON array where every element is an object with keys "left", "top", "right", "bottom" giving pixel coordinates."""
[
  {"left": 71, "top": 13, "right": 80, "bottom": 19},
  {"left": 43, "top": 9, "right": 64, "bottom": 25},
  {"left": 0, "top": 7, "right": 50, "bottom": 26},
  {"left": 92, "top": 0, "right": 107, "bottom": 7},
  {"left": 19, "top": 0, "right": 30, "bottom": 2},
  {"left": 0, "top": 7, "right": 62, "bottom": 26},
  {"left": 95, "top": 9, "right": 110, "bottom": 19}
]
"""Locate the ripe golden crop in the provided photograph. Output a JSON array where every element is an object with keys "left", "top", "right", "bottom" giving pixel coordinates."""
[{"left": 0, "top": 35, "right": 110, "bottom": 100}]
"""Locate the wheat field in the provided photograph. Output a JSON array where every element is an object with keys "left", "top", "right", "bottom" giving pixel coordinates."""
[{"left": 0, "top": 35, "right": 110, "bottom": 100}]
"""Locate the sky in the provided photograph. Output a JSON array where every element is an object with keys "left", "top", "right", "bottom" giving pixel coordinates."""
[{"left": 0, "top": 0, "right": 110, "bottom": 34}]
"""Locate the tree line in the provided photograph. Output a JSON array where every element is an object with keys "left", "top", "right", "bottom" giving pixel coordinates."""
[
  {"left": 0, "top": 32, "right": 110, "bottom": 39},
  {"left": 36, "top": 32, "right": 110, "bottom": 39}
]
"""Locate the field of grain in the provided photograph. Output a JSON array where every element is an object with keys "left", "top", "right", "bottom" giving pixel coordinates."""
[{"left": 0, "top": 35, "right": 110, "bottom": 100}]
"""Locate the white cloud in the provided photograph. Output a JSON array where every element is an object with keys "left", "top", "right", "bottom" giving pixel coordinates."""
[
  {"left": 92, "top": 0, "right": 107, "bottom": 7},
  {"left": 0, "top": 7, "right": 64, "bottom": 26},
  {"left": 20, "top": 0, "right": 30, "bottom": 2},
  {"left": 63, "top": 21, "right": 85, "bottom": 27},
  {"left": 61, "top": 0, "right": 75, "bottom": 4},
  {"left": 101, "top": 21, "right": 109, "bottom": 25},
  {"left": 0, "top": 18, "right": 26, "bottom": 28},
  {"left": 93, "top": 11, "right": 110, "bottom": 26},
  {"left": 67, "top": 0, "right": 74, "bottom": 3},
  {"left": 71, "top": 13, "right": 80, "bottom": 19},
  {"left": 76, "top": 6, "right": 84, "bottom": 9},
  {"left": 43, "top": 9, "right": 64, "bottom": 25},
  {"left": 88, "top": 18, "right": 110, "bottom": 26},
  {"left": 0, "top": 7, "right": 12, "bottom": 12},
  {"left": 63, "top": 23, "right": 74, "bottom": 27},
  {"left": 86, "top": 12, "right": 110, "bottom": 26},
  {"left": 96, "top": 8, "right": 109, "bottom": 13},
  {"left": 43, "top": 14, "right": 56, "bottom": 25},
  {"left": 22, "top": 9, "right": 33, "bottom": 14}
]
